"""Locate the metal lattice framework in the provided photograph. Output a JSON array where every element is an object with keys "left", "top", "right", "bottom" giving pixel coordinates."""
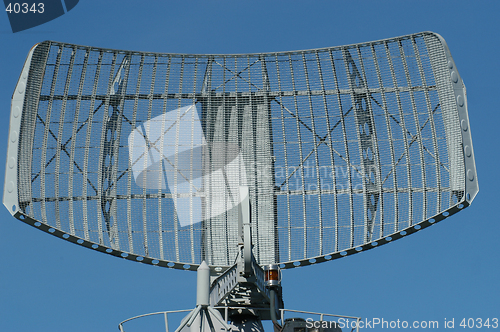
[{"left": 4, "top": 32, "right": 478, "bottom": 272}]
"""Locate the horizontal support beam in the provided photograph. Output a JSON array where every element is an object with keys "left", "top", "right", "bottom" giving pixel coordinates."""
[
  {"left": 38, "top": 85, "right": 437, "bottom": 102},
  {"left": 26, "top": 186, "right": 453, "bottom": 203}
]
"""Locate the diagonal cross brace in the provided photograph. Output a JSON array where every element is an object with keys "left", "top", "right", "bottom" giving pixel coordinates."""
[
  {"left": 100, "top": 56, "right": 130, "bottom": 246},
  {"left": 344, "top": 49, "right": 380, "bottom": 241}
]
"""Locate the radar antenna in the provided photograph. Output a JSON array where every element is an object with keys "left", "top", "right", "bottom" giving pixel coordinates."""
[{"left": 4, "top": 32, "right": 478, "bottom": 332}]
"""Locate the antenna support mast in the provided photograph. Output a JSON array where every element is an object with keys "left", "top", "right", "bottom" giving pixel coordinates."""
[
  {"left": 178, "top": 186, "right": 283, "bottom": 332},
  {"left": 203, "top": 186, "right": 283, "bottom": 331}
]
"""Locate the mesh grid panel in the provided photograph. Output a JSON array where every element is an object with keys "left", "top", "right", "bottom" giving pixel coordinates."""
[{"left": 9, "top": 32, "right": 474, "bottom": 270}]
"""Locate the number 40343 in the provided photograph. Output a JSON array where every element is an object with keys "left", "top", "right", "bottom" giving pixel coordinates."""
[
  {"left": 5, "top": 3, "right": 45, "bottom": 14},
  {"left": 460, "top": 318, "right": 499, "bottom": 328}
]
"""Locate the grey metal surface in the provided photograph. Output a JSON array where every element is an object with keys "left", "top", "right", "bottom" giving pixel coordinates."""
[
  {"left": 4, "top": 31, "right": 478, "bottom": 271},
  {"left": 209, "top": 253, "right": 276, "bottom": 319}
]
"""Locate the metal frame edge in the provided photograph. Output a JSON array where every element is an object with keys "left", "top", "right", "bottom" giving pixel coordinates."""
[
  {"left": 432, "top": 32, "right": 478, "bottom": 203},
  {"left": 3, "top": 43, "right": 39, "bottom": 215}
]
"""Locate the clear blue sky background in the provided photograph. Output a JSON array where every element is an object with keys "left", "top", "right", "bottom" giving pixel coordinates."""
[{"left": 0, "top": 1, "right": 498, "bottom": 332}]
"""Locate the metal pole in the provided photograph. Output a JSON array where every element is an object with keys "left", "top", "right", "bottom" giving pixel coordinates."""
[
  {"left": 270, "top": 289, "right": 280, "bottom": 327},
  {"left": 197, "top": 261, "right": 210, "bottom": 306}
]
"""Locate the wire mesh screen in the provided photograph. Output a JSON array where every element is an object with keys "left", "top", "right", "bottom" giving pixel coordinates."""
[{"left": 8, "top": 32, "right": 476, "bottom": 270}]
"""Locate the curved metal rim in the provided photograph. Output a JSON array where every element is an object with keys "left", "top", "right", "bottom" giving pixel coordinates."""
[
  {"left": 42, "top": 31, "right": 438, "bottom": 58},
  {"left": 12, "top": 197, "right": 469, "bottom": 272}
]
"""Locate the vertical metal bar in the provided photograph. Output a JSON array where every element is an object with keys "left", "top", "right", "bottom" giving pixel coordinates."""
[
  {"left": 55, "top": 45, "right": 76, "bottom": 231},
  {"left": 315, "top": 50, "right": 339, "bottom": 253},
  {"left": 202, "top": 57, "right": 214, "bottom": 265},
  {"left": 96, "top": 52, "right": 109, "bottom": 243},
  {"left": 40, "top": 44, "right": 63, "bottom": 226},
  {"left": 412, "top": 36, "right": 442, "bottom": 217},
  {"left": 234, "top": 57, "right": 243, "bottom": 254},
  {"left": 302, "top": 52, "right": 323, "bottom": 255},
  {"left": 96, "top": 53, "right": 112, "bottom": 246},
  {"left": 94, "top": 50, "right": 108, "bottom": 245},
  {"left": 164, "top": 312, "right": 169, "bottom": 332},
  {"left": 227, "top": 55, "right": 236, "bottom": 264},
  {"left": 243, "top": 54, "right": 256, "bottom": 264},
  {"left": 157, "top": 55, "right": 172, "bottom": 261},
  {"left": 205, "top": 57, "right": 218, "bottom": 265},
  {"left": 232, "top": 56, "right": 241, "bottom": 256},
  {"left": 384, "top": 40, "right": 412, "bottom": 231},
  {"left": 246, "top": 56, "right": 260, "bottom": 262},
  {"left": 250, "top": 54, "right": 259, "bottom": 261},
  {"left": 274, "top": 53, "right": 292, "bottom": 261},
  {"left": 173, "top": 55, "right": 186, "bottom": 263},
  {"left": 398, "top": 39, "right": 427, "bottom": 225},
  {"left": 190, "top": 57, "right": 199, "bottom": 264},
  {"left": 83, "top": 49, "right": 104, "bottom": 241},
  {"left": 97, "top": 51, "right": 119, "bottom": 248},
  {"left": 227, "top": 103, "right": 240, "bottom": 262},
  {"left": 259, "top": 54, "right": 278, "bottom": 264},
  {"left": 336, "top": 48, "right": 355, "bottom": 248},
  {"left": 82, "top": 49, "right": 101, "bottom": 241},
  {"left": 211, "top": 56, "right": 225, "bottom": 264},
  {"left": 115, "top": 54, "right": 134, "bottom": 255},
  {"left": 287, "top": 53, "right": 308, "bottom": 259},
  {"left": 329, "top": 49, "right": 353, "bottom": 250},
  {"left": 125, "top": 53, "right": 138, "bottom": 254},
  {"left": 342, "top": 48, "right": 368, "bottom": 246},
  {"left": 354, "top": 45, "right": 383, "bottom": 242},
  {"left": 133, "top": 54, "right": 149, "bottom": 255},
  {"left": 154, "top": 58, "right": 165, "bottom": 257},
  {"left": 369, "top": 43, "right": 395, "bottom": 239},
  {"left": 109, "top": 52, "right": 121, "bottom": 248},
  {"left": 147, "top": 53, "right": 159, "bottom": 256},
  {"left": 68, "top": 46, "right": 90, "bottom": 236}
]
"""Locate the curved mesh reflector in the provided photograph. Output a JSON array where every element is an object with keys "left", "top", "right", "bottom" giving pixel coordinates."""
[{"left": 4, "top": 32, "right": 478, "bottom": 270}]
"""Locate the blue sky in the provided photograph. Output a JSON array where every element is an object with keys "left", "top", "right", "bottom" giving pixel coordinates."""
[{"left": 0, "top": 1, "right": 499, "bottom": 331}]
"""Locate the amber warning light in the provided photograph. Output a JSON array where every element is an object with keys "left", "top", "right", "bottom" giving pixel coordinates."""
[{"left": 264, "top": 264, "right": 281, "bottom": 287}]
